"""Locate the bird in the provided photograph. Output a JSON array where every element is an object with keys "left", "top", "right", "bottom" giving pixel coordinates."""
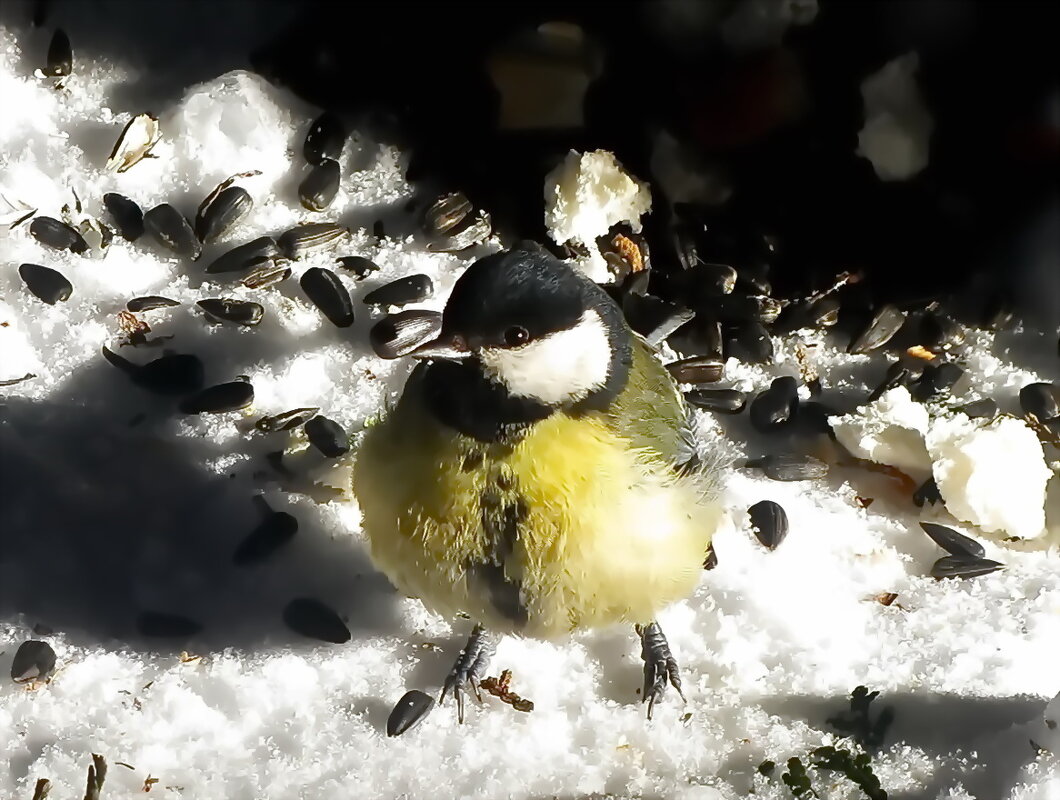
[{"left": 352, "top": 244, "right": 724, "bottom": 720}]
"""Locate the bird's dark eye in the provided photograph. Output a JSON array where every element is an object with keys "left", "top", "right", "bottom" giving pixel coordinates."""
[{"left": 503, "top": 326, "right": 530, "bottom": 347}]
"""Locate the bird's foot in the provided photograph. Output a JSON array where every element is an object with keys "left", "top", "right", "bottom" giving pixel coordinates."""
[
  {"left": 637, "top": 621, "right": 685, "bottom": 719},
  {"left": 440, "top": 624, "right": 495, "bottom": 723}
]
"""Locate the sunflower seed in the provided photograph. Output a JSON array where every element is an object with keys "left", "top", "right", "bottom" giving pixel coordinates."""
[
  {"left": 303, "top": 111, "right": 346, "bottom": 166},
  {"left": 29, "top": 216, "right": 88, "bottom": 253},
  {"left": 99, "top": 194, "right": 141, "bottom": 242},
  {"left": 919, "top": 522, "right": 986, "bottom": 558},
  {"left": 44, "top": 29, "right": 72, "bottom": 77},
  {"left": 1019, "top": 382, "right": 1060, "bottom": 422},
  {"left": 711, "top": 293, "right": 782, "bottom": 325},
  {"left": 106, "top": 113, "right": 161, "bottom": 173},
  {"left": 242, "top": 263, "right": 292, "bottom": 289},
  {"left": 11, "top": 640, "right": 57, "bottom": 683},
  {"left": 748, "top": 453, "right": 828, "bottom": 481},
  {"left": 136, "top": 611, "right": 202, "bottom": 638},
  {"left": 623, "top": 293, "right": 688, "bottom": 342},
  {"left": 749, "top": 376, "right": 799, "bottom": 432},
  {"left": 278, "top": 222, "right": 350, "bottom": 260},
  {"left": 363, "top": 274, "right": 433, "bottom": 308},
  {"left": 726, "top": 321, "right": 774, "bottom": 364},
  {"left": 206, "top": 236, "right": 281, "bottom": 274},
  {"left": 685, "top": 388, "right": 746, "bottom": 413},
  {"left": 196, "top": 298, "right": 264, "bottom": 326},
  {"left": 930, "top": 555, "right": 1004, "bottom": 580},
  {"left": 748, "top": 500, "right": 788, "bottom": 550},
  {"left": 282, "top": 598, "right": 351, "bottom": 643},
  {"left": 370, "top": 310, "right": 443, "bottom": 359},
  {"left": 387, "top": 690, "right": 435, "bottom": 737},
  {"left": 912, "top": 477, "right": 942, "bottom": 507},
  {"left": 144, "top": 204, "right": 201, "bottom": 260},
  {"left": 255, "top": 407, "right": 320, "bottom": 433},
  {"left": 909, "top": 362, "right": 964, "bottom": 402},
  {"left": 233, "top": 511, "right": 298, "bottom": 565},
  {"left": 956, "top": 397, "right": 997, "bottom": 419},
  {"left": 426, "top": 211, "right": 491, "bottom": 252},
  {"left": 299, "top": 158, "right": 341, "bottom": 212},
  {"left": 304, "top": 415, "right": 349, "bottom": 457},
  {"left": 336, "top": 255, "right": 381, "bottom": 279},
  {"left": 195, "top": 186, "right": 253, "bottom": 243},
  {"left": 868, "top": 359, "right": 924, "bottom": 402},
  {"left": 920, "top": 311, "right": 966, "bottom": 353},
  {"left": 126, "top": 295, "right": 179, "bottom": 312},
  {"left": 423, "top": 192, "right": 472, "bottom": 236},
  {"left": 848, "top": 305, "right": 906, "bottom": 354},
  {"left": 300, "top": 267, "right": 353, "bottom": 327},
  {"left": 671, "top": 223, "right": 700, "bottom": 270},
  {"left": 806, "top": 296, "right": 840, "bottom": 327},
  {"left": 179, "top": 381, "right": 255, "bottom": 414},
  {"left": 667, "top": 356, "right": 724, "bottom": 385},
  {"left": 102, "top": 347, "right": 205, "bottom": 395},
  {"left": 703, "top": 543, "right": 718, "bottom": 569},
  {"left": 19, "top": 263, "right": 72, "bottom": 304}
]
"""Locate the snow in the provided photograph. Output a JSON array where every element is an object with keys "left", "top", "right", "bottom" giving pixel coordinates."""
[
  {"left": 857, "top": 52, "right": 934, "bottom": 181},
  {"left": 2, "top": 18, "right": 1060, "bottom": 800}
]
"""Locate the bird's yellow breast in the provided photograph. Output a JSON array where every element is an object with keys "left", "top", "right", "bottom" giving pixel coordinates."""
[{"left": 353, "top": 386, "right": 719, "bottom": 639}]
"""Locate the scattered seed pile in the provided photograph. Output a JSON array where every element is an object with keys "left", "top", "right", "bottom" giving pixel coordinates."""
[{"left": 2, "top": 15, "right": 1059, "bottom": 800}]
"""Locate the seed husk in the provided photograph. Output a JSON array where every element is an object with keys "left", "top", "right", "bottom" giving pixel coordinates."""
[
  {"left": 930, "top": 555, "right": 1004, "bottom": 580},
  {"left": 387, "top": 690, "right": 435, "bottom": 737},
  {"left": 748, "top": 453, "right": 828, "bottom": 481},
  {"left": 179, "top": 381, "right": 254, "bottom": 414},
  {"left": 126, "top": 295, "right": 179, "bottom": 312},
  {"left": 195, "top": 186, "right": 253, "bottom": 243},
  {"left": 919, "top": 522, "right": 986, "bottom": 559},
  {"left": 363, "top": 274, "right": 433, "bottom": 308},
  {"left": 336, "top": 255, "right": 380, "bottom": 279},
  {"left": 1019, "top": 382, "right": 1060, "bottom": 422},
  {"left": 136, "top": 611, "right": 202, "bottom": 638},
  {"left": 144, "top": 204, "right": 201, "bottom": 260},
  {"left": 426, "top": 211, "right": 492, "bottom": 252},
  {"left": 106, "top": 113, "right": 161, "bottom": 173},
  {"left": 303, "top": 111, "right": 346, "bottom": 166},
  {"left": 369, "top": 310, "right": 442, "bottom": 359},
  {"left": 806, "top": 296, "right": 841, "bottom": 328},
  {"left": 298, "top": 158, "right": 341, "bottom": 212},
  {"left": 685, "top": 388, "right": 746, "bottom": 413},
  {"left": 0, "top": 373, "right": 36, "bottom": 387},
  {"left": 11, "top": 640, "right": 57, "bottom": 683},
  {"left": 912, "top": 477, "right": 942, "bottom": 508},
  {"left": 300, "top": 267, "right": 353, "bottom": 327},
  {"left": 233, "top": 511, "right": 298, "bottom": 565},
  {"left": 703, "top": 543, "right": 718, "bottom": 570},
  {"left": 423, "top": 192, "right": 472, "bottom": 236},
  {"left": 19, "top": 263, "right": 72, "bottom": 304},
  {"left": 748, "top": 500, "right": 789, "bottom": 550},
  {"left": 643, "top": 304, "right": 695, "bottom": 348},
  {"left": 44, "top": 29, "right": 72, "bottom": 76},
  {"left": 304, "top": 415, "right": 349, "bottom": 457},
  {"left": 749, "top": 376, "right": 799, "bottom": 432},
  {"left": 255, "top": 407, "right": 320, "bottom": 433},
  {"left": 282, "top": 597, "right": 351, "bottom": 643},
  {"left": 278, "top": 222, "right": 350, "bottom": 260},
  {"left": 197, "top": 298, "right": 264, "bottom": 326},
  {"left": 206, "top": 236, "right": 280, "bottom": 275},
  {"left": 29, "top": 216, "right": 88, "bottom": 254},
  {"left": 242, "top": 263, "right": 292, "bottom": 289},
  {"left": 102, "top": 347, "right": 205, "bottom": 395},
  {"left": 848, "top": 304, "right": 907, "bottom": 354},
  {"left": 667, "top": 356, "right": 724, "bottom": 385}
]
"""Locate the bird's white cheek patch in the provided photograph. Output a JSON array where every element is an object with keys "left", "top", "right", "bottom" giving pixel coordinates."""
[{"left": 481, "top": 310, "right": 612, "bottom": 405}]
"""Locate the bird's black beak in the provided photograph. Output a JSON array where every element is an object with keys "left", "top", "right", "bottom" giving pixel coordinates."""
[{"left": 410, "top": 332, "right": 471, "bottom": 361}]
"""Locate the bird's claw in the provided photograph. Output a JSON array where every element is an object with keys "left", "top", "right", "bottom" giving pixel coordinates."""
[
  {"left": 440, "top": 624, "right": 495, "bottom": 724},
  {"left": 638, "top": 621, "right": 685, "bottom": 719}
]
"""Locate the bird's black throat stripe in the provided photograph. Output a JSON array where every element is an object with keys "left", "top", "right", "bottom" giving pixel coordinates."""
[{"left": 470, "top": 478, "right": 530, "bottom": 626}]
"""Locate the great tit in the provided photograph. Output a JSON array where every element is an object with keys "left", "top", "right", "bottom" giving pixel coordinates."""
[{"left": 353, "top": 245, "right": 723, "bottom": 720}]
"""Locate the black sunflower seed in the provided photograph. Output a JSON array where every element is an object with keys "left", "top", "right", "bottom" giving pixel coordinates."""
[
  {"left": 242, "top": 263, "right": 292, "bottom": 289},
  {"left": 623, "top": 294, "right": 690, "bottom": 343},
  {"left": 103, "top": 193, "right": 144, "bottom": 241},
  {"left": 304, "top": 415, "right": 349, "bottom": 457},
  {"left": 710, "top": 294, "right": 782, "bottom": 325},
  {"left": 748, "top": 500, "right": 789, "bottom": 550},
  {"left": 197, "top": 298, "right": 264, "bottom": 326},
  {"left": 335, "top": 255, "right": 381, "bottom": 279},
  {"left": 426, "top": 212, "right": 491, "bottom": 252},
  {"left": 1019, "top": 382, "right": 1060, "bottom": 422},
  {"left": 956, "top": 397, "right": 997, "bottom": 419},
  {"left": 102, "top": 347, "right": 205, "bottom": 395},
  {"left": 909, "top": 362, "right": 964, "bottom": 402},
  {"left": 29, "top": 216, "right": 88, "bottom": 254},
  {"left": 387, "top": 690, "right": 435, "bottom": 737},
  {"left": 912, "top": 477, "right": 942, "bottom": 507},
  {"left": 233, "top": 511, "right": 298, "bottom": 565},
  {"left": 423, "top": 193, "right": 472, "bottom": 236},
  {"left": 196, "top": 186, "right": 252, "bottom": 243},
  {"left": 685, "top": 388, "right": 746, "bottom": 413},
  {"left": 867, "top": 359, "right": 925, "bottom": 402},
  {"left": 299, "top": 158, "right": 341, "bottom": 212},
  {"left": 748, "top": 454, "right": 828, "bottom": 481},
  {"left": 282, "top": 598, "right": 351, "bottom": 643},
  {"left": 19, "top": 263, "right": 72, "bottom": 304},
  {"left": 667, "top": 356, "right": 724, "bottom": 385},
  {"left": 848, "top": 304, "right": 907, "bottom": 354},
  {"left": 930, "top": 555, "right": 1004, "bottom": 580},
  {"left": 136, "top": 611, "right": 202, "bottom": 638},
  {"left": 726, "top": 321, "right": 773, "bottom": 364},
  {"left": 920, "top": 311, "right": 966, "bottom": 353},
  {"left": 300, "top": 267, "right": 353, "bottom": 327},
  {"left": 919, "top": 522, "right": 986, "bottom": 558},
  {"left": 144, "top": 204, "right": 201, "bottom": 260},
  {"left": 255, "top": 407, "right": 320, "bottom": 433},
  {"left": 278, "top": 222, "right": 350, "bottom": 260},
  {"left": 206, "top": 236, "right": 281, "bottom": 274},
  {"left": 749, "top": 376, "right": 799, "bottom": 432},
  {"left": 303, "top": 111, "right": 346, "bottom": 166},
  {"left": 11, "top": 640, "right": 57, "bottom": 683},
  {"left": 369, "top": 310, "right": 442, "bottom": 359},
  {"left": 363, "top": 274, "right": 433, "bottom": 308},
  {"left": 44, "top": 29, "right": 72, "bottom": 76},
  {"left": 179, "top": 381, "right": 254, "bottom": 414},
  {"left": 126, "top": 295, "right": 179, "bottom": 312}
]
